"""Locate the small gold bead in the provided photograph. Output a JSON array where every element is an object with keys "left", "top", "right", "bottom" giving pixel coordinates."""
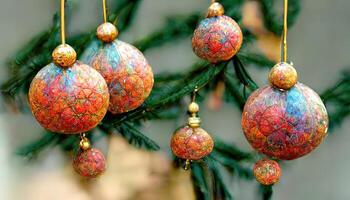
[
  {"left": 188, "top": 102, "right": 199, "bottom": 113},
  {"left": 52, "top": 44, "right": 77, "bottom": 68},
  {"left": 97, "top": 22, "right": 118, "bottom": 43},
  {"left": 269, "top": 62, "right": 298, "bottom": 90},
  {"left": 80, "top": 139, "right": 91, "bottom": 150},
  {"left": 207, "top": 2, "right": 225, "bottom": 18}
]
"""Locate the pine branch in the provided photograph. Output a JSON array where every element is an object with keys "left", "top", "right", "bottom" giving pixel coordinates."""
[
  {"left": 207, "top": 157, "right": 233, "bottom": 200},
  {"left": 116, "top": 122, "right": 160, "bottom": 151},
  {"left": 259, "top": 185, "right": 274, "bottom": 200},
  {"left": 321, "top": 70, "right": 350, "bottom": 130},
  {"left": 260, "top": 0, "right": 301, "bottom": 35},
  {"left": 233, "top": 56, "right": 259, "bottom": 90},
  {"left": 191, "top": 161, "right": 213, "bottom": 200},
  {"left": 16, "top": 132, "right": 60, "bottom": 160}
]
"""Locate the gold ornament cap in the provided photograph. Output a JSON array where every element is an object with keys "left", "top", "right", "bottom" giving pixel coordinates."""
[
  {"left": 268, "top": 62, "right": 298, "bottom": 90},
  {"left": 52, "top": 44, "right": 77, "bottom": 68},
  {"left": 207, "top": 2, "right": 225, "bottom": 18},
  {"left": 97, "top": 22, "right": 118, "bottom": 43},
  {"left": 79, "top": 138, "right": 91, "bottom": 151},
  {"left": 188, "top": 116, "right": 201, "bottom": 128}
]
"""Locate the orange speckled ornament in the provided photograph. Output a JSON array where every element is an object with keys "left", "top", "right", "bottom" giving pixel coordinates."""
[
  {"left": 192, "top": 14, "right": 243, "bottom": 63},
  {"left": 81, "top": 40, "right": 154, "bottom": 114},
  {"left": 253, "top": 159, "right": 281, "bottom": 185},
  {"left": 170, "top": 126, "right": 214, "bottom": 160},
  {"left": 73, "top": 148, "right": 106, "bottom": 178},
  {"left": 269, "top": 62, "right": 298, "bottom": 90},
  {"left": 28, "top": 62, "right": 109, "bottom": 134}
]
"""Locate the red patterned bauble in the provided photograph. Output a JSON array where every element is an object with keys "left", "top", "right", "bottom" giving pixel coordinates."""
[
  {"left": 73, "top": 148, "right": 106, "bottom": 178},
  {"left": 82, "top": 39, "right": 154, "bottom": 114},
  {"left": 192, "top": 15, "right": 243, "bottom": 63},
  {"left": 253, "top": 159, "right": 281, "bottom": 185},
  {"left": 170, "top": 126, "right": 214, "bottom": 160},
  {"left": 241, "top": 83, "right": 328, "bottom": 160},
  {"left": 28, "top": 62, "right": 109, "bottom": 134}
]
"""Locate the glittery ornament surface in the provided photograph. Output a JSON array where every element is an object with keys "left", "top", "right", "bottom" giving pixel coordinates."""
[
  {"left": 170, "top": 126, "right": 214, "bottom": 160},
  {"left": 253, "top": 159, "right": 281, "bottom": 185},
  {"left": 192, "top": 15, "right": 243, "bottom": 63},
  {"left": 81, "top": 40, "right": 154, "bottom": 114},
  {"left": 29, "top": 62, "right": 109, "bottom": 134},
  {"left": 241, "top": 83, "right": 328, "bottom": 160},
  {"left": 73, "top": 148, "right": 106, "bottom": 178}
]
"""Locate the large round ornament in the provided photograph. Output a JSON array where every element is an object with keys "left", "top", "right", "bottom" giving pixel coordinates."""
[
  {"left": 73, "top": 148, "right": 106, "bottom": 178},
  {"left": 192, "top": 15, "right": 243, "bottom": 63},
  {"left": 241, "top": 83, "right": 328, "bottom": 160},
  {"left": 170, "top": 126, "right": 214, "bottom": 160},
  {"left": 28, "top": 62, "right": 109, "bottom": 134},
  {"left": 82, "top": 40, "right": 154, "bottom": 114},
  {"left": 253, "top": 159, "right": 281, "bottom": 185}
]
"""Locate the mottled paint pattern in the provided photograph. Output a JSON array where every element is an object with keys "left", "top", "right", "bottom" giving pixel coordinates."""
[
  {"left": 192, "top": 15, "right": 243, "bottom": 63},
  {"left": 82, "top": 40, "right": 154, "bottom": 114},
  {"left": 253, "top": 159, "right": 281, "bottom": 185},
  {"left": 241, "top": 83, "right": 328, "bottom": 160},
  {"left": 28, "top": 62, "right": 109, "bottom": 134},
  {"left": 170, "top": 126, "right": 214, "bottom": 160},
  {"left": 73, "top": 148, "right": 106, "bottom": 178}
]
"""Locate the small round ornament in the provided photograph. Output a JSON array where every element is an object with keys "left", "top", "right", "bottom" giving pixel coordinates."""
[
  {"left": 253, "top": 159, "right": 281, "bottom": 185},
  {"left": 171, "top": 126, "right": 214, "bottom": 161},
  {"left": 192, "top": 3, "right": 243, "bottom": 63},
  {"left": 29, "top": 62, "right": 109, "bottom": 134},
  {"left": 241, "top": 82, "right": 328, "bottom": 160},
  {"left": 82, "top": 24, "right": 154, "bottom": 114},
  {"left": 73, "top": 148, "right": 106, "bottom": 178},
  {"left": 269, "top": 62, "right": 298, "bottom": 90},
  {"left": 170, "top": 100, "right": 214, "bottom": 163}
]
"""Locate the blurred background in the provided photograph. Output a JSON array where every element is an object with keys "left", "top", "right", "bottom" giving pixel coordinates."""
[{"left": 1, "top": 0, "right": 350, "bottom": 199}]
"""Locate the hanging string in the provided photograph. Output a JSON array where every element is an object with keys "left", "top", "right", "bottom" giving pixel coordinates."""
[
  {"left": 102, "top": 0, "right": 107, "bottom": 23},
  {"left": 211, "top": 0, "right": 216, "bottom": 4},
  {"left": 282, "top": 0, "right": 288, "bottom": 62},
  {"left": 60, "top": 0, "right": 66, "bottom": 44}
]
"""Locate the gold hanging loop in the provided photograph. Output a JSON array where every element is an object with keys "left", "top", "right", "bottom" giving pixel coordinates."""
[
  {"left": 282, "top": 0, "right": 288, "bottom": 62},
  {"left": 191, "top": 86, "right": 199, "bottom": 103},
  {"left": 60, "top": 0, "right": 66, "bottom": 44},
  {"left": 102, "top": 0, "right": 107, "bottom": 23},
  {"left": 210, "top": 0, "right": 216, "bottom": 4}
]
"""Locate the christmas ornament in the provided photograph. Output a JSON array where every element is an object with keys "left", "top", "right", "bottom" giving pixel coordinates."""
[
  {"left": 81, "top": 0, "right": 154, "bottom": 114},
  {"left": 192, "top": 1, "right": 243, "bottom": 63},
  {"left": 253, "top": 159, "right": 281, "bottom": 185},
  {"left": 241, "top": 0, "right": 328, "bottom": 184},
  {"left": 28, "top": 0, "right": 109, "bottom": 134},
  {"left": 170, "top": 90, "right": 214, "bottom": 169},
  {"left": 73, "top": 135, "right": 106, "bottom": 178}
]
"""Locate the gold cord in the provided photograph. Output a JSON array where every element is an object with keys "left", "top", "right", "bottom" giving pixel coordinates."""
[
  {"left": 282, "top": 0, "right": 288, "bottom": 62},
  {"left": 211, "top": 0, "right": 216, "bottom": 4},
  {"left": 60, "top": 0, "right": 66, "bottom": 44},
  {"left": 102, "top": 0, "right": 107, "bottom": 23}
]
